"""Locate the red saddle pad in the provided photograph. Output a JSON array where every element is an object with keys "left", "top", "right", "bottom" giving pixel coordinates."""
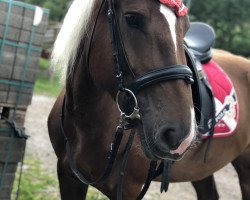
[{"left": 201, "top": 60, "right": 239, "bottom": 139}]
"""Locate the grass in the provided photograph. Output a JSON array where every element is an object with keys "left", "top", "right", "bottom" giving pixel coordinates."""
[
  {"left": 34, "top": 77, "right": 62, "bottom": 97},
  {"left": 12, "top": 155, "right": 108, "bottom": 200},
  {"left": 87, "top": 188, "right": 108, "bottom": 200},
  {"left": 34, "top": 58, "right": 62, "bottom": 97},
  {"left": 39, "top": 58, "right": 50, "bottom": 71},
  {"left": 12, "top": 155, "right": 59, "bottom": 200}
]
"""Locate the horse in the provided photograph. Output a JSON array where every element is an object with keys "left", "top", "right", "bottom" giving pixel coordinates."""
[{"left": 47, "top": 0, "right": 250, "bottom": 199}]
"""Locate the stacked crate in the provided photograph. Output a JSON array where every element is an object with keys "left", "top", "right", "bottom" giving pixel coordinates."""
[{"left": 0, "top": 0, "right": 49, "bottom": 199}]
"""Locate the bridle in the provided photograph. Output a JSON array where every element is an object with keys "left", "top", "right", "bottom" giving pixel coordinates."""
[
  {"left": 107, "top": 0, "right": 193, "bottom": 97},
  {"left": 60, "top": 0, "right": 194, "bottom": 199}
]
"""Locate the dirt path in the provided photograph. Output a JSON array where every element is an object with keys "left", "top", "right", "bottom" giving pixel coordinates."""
[{"left": 24, "top": 95, "right": 241, "bottom": 199}]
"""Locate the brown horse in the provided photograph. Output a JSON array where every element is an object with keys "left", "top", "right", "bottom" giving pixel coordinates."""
[{"left": 48, "top": 0, "right": 250, "bottom": 199}]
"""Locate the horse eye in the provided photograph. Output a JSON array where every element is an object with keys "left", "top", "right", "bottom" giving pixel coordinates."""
[{"left": 125, "top": 13, "right": 144, "bottom": 29}]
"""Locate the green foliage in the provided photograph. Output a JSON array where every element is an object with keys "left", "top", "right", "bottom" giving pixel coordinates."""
[
  {"left": 87, "top": 187, "right": 108, "bottom": 200},
  {"left": 20, "top": 0, "right": 70, "bottom": 21},
  {"left": 12, "top": 155, "right": 108, "bottom": 200},
  {"left": 12, "top": 156, "right": 58, "bottom": 200},
  {"left": 39, "top": 58, "right": 49, "bottom": 71},
  {"left": 189, "top": 0, "right": 250, "bottom": 56},
  {"left": 34, "top": 77, "right": 62, "bottom": 97},
  {"left": 20, "top": 0, "right": 46, "bottom": 6},
  {"left": 34, "top": 58, "right": 62, "bottom": 96}
]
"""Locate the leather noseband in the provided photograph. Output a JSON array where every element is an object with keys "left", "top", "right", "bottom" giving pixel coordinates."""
[{"left": 130, "top": 65, "right": 194, "bottom": 94}]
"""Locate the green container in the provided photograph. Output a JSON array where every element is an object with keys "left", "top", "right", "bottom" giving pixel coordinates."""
[
  {"left": 0, "top": 1, "right": 49, "bottom": 199},
  {"left": 0, "top": 0, "right": 49, "bottom": 107},
  {"left": 0, "top": 135, "right": 26, "bottom": 200}
]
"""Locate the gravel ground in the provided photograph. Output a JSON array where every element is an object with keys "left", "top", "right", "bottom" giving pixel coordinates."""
[{"left": 24, "top": 95, "right": 241, "bottom": 200}]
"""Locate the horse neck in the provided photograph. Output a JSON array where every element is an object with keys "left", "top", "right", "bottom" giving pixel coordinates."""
[{"left": 65, "top": 64, "right": 119, "bottom": 142}]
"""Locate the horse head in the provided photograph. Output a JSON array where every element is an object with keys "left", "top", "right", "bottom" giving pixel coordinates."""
[
  {"left": 53, "top": 0, "right": 197, "bottom": 161},
  {"left": 118, "top": 0, "right": 196, "bottom": 161}
]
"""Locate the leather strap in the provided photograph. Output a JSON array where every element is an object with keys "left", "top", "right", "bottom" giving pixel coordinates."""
[
  {"left": 61, "top": 97, "right": 125, "bottom": 185},
  {"left": 130, "top": 65, "right": 194, "bottom": 94},
  {"left": 136, "top": 161, "right": 158, "bottom": 200},
  {"left": 160, "top": 160, "right": 172, "bottom": 193},
  {"left": 117, "top": 128, "right": 136, "bottom": 199}
]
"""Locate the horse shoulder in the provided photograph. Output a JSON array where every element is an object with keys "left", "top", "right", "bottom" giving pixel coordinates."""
[{"left": 48, "top": 89, "right": 66, "bottom": 157}]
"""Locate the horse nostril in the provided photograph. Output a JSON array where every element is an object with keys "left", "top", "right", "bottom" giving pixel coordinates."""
[{"left": 158, "top": 127, "right": 182, "bottom": 151}]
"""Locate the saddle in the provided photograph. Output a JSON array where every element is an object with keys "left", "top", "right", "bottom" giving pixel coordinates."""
[
  {"left": 184, "top": 22, "right": 239, "bottom": 138},
  {"left": 184, "top": 22, "right": 216, "bottom": 136},
  {"left": 185, "top": 22, "right": 215, "bottom": 63}
]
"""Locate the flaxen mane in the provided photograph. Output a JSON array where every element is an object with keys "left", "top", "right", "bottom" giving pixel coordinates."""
[{"left": 51, "top": 0, "right": 96, "bottom": 81}]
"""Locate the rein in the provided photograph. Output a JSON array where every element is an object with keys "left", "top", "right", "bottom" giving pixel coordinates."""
[
  {"left": 60, "top": 97, "right": 129, "bottom": 185},
  {"left": 60, "top": 96, "right": 160, "bottom": 199},
  {"left": 60, "top": 0, "right": 195, "bottom": 199}
]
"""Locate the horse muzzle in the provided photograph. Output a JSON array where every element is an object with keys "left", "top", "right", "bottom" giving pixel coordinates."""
[
  {"left": 143, "top": 128, "right": 196, "bottom": 161},
  {"left": 139, "top": 108, "right": 197, "bottom": 161}
]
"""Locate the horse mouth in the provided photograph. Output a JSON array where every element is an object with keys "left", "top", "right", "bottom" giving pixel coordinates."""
[{"left": 139, "top": 126, "right": 197, "bottom": 161}]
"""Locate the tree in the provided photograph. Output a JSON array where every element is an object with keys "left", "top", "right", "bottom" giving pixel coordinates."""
[
  {"left": 21, "top": 0, "right": 70, "bottom": 22},
  {"left": 43, "top": 0, "right": 70, "bottom": 21},
  {"left": 189, "top": 0, "right": 250, "bottom": 56},
  {"left": 21, "top": 0, "right": 46, "bottom": 7}
]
